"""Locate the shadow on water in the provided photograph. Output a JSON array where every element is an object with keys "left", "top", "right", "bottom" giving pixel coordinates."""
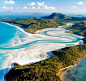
[{"left": 0, "top": 68, "right": 11, "bottom": 81}]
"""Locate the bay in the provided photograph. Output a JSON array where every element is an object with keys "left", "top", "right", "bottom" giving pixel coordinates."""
[{"left": 0, "top": 22, "right": 82, "bottom": 81}]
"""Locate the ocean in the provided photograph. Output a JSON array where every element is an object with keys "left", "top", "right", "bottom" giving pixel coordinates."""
[
  {"left": 0, "top": 14, "right": 49, "bottom": 18},
  {"left": 65, "top": 13, "right": 86, "bottom": 17},
  {"left": 0, "top": 17, "right": 83, "bottom": 81},
  {"left": 0, "top": 13, "right": 86, "bottom": 18},
  {"left": 62, "top": 56, "right": 86, "bottom": 81}
]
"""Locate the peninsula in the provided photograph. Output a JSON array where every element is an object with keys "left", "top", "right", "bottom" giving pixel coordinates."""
[{"left": 0, "top": 13, "right": 86, "bottom": 81}]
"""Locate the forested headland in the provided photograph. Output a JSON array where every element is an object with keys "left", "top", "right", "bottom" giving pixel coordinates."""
[
  {"left": 6, "top": 44, "right": 86, "bottom": 81},
  {"left": 2, "top": 13, "right": 86, "bottom": 81},
  {"left": 0, "top": 12, "right": 85, "bottom": 33}
]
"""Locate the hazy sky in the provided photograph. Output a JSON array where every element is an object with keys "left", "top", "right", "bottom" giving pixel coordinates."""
[{"left": 0, "top": 0, "right": 86, "bottom": 14}]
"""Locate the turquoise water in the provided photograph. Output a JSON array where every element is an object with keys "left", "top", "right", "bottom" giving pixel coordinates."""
[
  {"left": 63, "top": 56, "right": 86, "bottom": 81},
  {"left": 0, "top": 23, "right": 16, "bottom": 45},
  {"left": 0, "top": 22, "right": 82, "bottom": 81},
  {"left": 0, "top": 53, "right": 8, "bottom": 69}
]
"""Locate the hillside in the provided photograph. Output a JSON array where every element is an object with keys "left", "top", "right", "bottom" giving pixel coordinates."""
[
  {"left": 42, "top": 13, "right": 72, "bottom": 20},
  {"left": 42, "top": 13, "right": 86, "bottom": 21},
  {"left": 1, "top": 13, "right": 86, "bottom": 81},
  {"left": 66, "top": 20, "right": 86, "bottom": 37},
  {"left": 1, "top": 13, "right": 86, "bottom": 34},
  {"left": 0, "top": 17, "right": 59, "bottom": 33},
  {"left": 5, "top": 19, "right": 86, "bottom": 81}
]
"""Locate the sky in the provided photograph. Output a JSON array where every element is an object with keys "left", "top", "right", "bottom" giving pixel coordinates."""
[{"left": 0, "top": 0, "right": 86, "bottom": 14}]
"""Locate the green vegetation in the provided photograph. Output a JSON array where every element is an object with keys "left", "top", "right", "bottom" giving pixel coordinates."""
[
  {"left": 66, "top": 20, "right": 86, "bottom": 37},
  {"left": 0, "top": 17, "right": 59, "bottom": 33},
  {"left": 3, "top": 13, "right": 86, "bottom": 81},
  {"left": 6, "top": 44, "right": 86, "bottom": 81},
  {"left": 42, "top": 13, "right": 72, "bottom": 20},
  {"left": 42, "top": 13, "right": 86, "bottom": 21},
  {"left": 0, "top": 12, "right": 83, "bottom": 33}
]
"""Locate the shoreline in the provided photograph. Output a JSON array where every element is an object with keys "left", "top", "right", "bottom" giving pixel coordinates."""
[
  {"left": 58, "top": 52, "right": 86, "bottom": 81},
  {"left": 0, "top": 22, "right": 84, "bottom": 81},
  {"left": 1, "top": 22, "right": 32, "bottom": 36}
]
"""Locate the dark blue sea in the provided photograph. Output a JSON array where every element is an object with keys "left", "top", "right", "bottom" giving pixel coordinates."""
[{"left": 0, "top": 14, "right": 49, "bottom": 18}]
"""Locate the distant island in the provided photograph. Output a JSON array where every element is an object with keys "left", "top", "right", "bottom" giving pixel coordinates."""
[
  {"left": 76, "top": 15, "right": 83, "bottom": 16},
  {"left": 0, "top": 12, "right": 86, "bottom": 81},
  {"left": 0, "top": 12, "right": 86, "bottom": 33},
  {"left": 0, "top": 11, "right": 43, "bottom": 15}
]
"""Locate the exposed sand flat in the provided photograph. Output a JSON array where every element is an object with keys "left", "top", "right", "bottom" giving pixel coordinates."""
[
  {"left": 2, "top": 43, "right": 66, "bottom": 67},
  {"left": 0, "top": 23, "right": 84, "bottom": 81},
  {"left": 1, "top": 23, "right": 83, "bottom": 67},
  {"left": 2, "top": 23, "right": 83, "bottom": 68}
]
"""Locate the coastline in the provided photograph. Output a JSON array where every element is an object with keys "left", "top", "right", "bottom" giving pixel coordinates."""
[
  {"left": 58, "top": 52, "right": 86, "bottom": 81},
  {"left": 0, "top": 22, "right": 84, "bottom": 81},
  {"left": 1, "top": 22, "right": 32, "bottom": 36},
  {"left": 0, "top": 22, "right": 62, "bottom": 81}
]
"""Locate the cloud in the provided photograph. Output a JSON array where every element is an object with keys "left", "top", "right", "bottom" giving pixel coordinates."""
[
  {"left": 23, "top": 1, "right": 55, "bottom": 10},
  {"left": 71, "top": 6, "right": 77, "bottom": 8},
  {"left": 37, "top": 1, "right": 45, "bottom": 6},
  {"left": 28, "top": 2, "right": 36, "bottom": 6},
  {"left": 23, "top": 6, "right": 27, "bottom": 9},
  {"left": 10, "top": 7, "right": 13, "bottom": 9},
  {"left": 43, "top": 5, "right": 55, "bottom": 10},
  {"left": 37, "top": 1, "right": 55, "bottom": 10},
  {"left": 77, "top": 1, "right": 84, "bottom": 5},
  {"left": 37, "top": 7, "right": 41, "bottom": 9},
  {"left": 1, "top": 5, "right": 13, "bottom": 9},
  {"left": 32, "top": 7, "right": 35, "bottom": 9},
  {"left": 2, "top": 0, "right": 15, "bottom": 4},
  {"left": 1, "top": 5, "right": 9, "bottom": 9}
]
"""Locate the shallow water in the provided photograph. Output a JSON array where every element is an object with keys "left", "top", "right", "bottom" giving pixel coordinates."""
[
  {"left": 0, "top": 22, "right": 82, "bottom": 81},
  {"left": 63, "top": 56, "right": 86, "bottom": 81}
]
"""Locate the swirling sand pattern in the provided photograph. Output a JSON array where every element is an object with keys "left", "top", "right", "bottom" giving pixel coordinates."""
[{"left": 0, "top": 22, "right": 83, "bottom": 81}]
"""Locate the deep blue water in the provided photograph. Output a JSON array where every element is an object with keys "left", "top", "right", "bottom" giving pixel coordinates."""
[
  {"left": 65, "top": 13, "right": 86, "bottom": 17},
  {"left": 0, "top": 13, "right": 86, "bottom": 18},
  {"left": 0, "top": 14, "right": 49, "bottom": 18}
]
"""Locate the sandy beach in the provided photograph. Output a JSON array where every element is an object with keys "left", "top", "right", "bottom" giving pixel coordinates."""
[
  {"left": 0, "top": 22, "right": 84, "bottom": 81},
  {"left": 58, "top": 52, "right": 86, "bottom": 81}
]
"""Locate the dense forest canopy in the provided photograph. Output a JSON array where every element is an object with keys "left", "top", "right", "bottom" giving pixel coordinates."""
[{"left": 6, "top": 44, "right": 86, "bottom": 81}]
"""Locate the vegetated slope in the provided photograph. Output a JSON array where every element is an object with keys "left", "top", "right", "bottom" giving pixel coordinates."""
[
  {"left": 0, "top": 17, "right": 58, "bottom": 33},
  {"left": 42, "top": 13, "right": 86, "bottom": 21},
  {"left": 1, "top": 13, "right": 86, "bottom": 33},
  {"left": 42, "top": 13, "right": 72, "bottom": 20},
  {"left": 66, "top": 20, "right": 86, "bottom": 37},
  {"left": 66, "top": 20, "right": 86, "bottom": 44},
  {"left": 6, "top": 44, "right": 86, "bottom": 81},
  {"left": 3, "top": 13, "right": 86, "bottom": 81}
]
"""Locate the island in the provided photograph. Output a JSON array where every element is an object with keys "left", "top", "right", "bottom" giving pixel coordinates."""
[{"left": 0, "top": 13, "right": 86, "bottom": 81}]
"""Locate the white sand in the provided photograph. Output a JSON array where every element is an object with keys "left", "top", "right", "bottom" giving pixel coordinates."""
[
  {"left": 2, "top": 43, "right": 66, "bottom": 68},
  {"left": 2, "top": 23, "right": 83, "bottom": 68},
  {"left": 0, "top": 23, "right": 84, "bottom": 81}
]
